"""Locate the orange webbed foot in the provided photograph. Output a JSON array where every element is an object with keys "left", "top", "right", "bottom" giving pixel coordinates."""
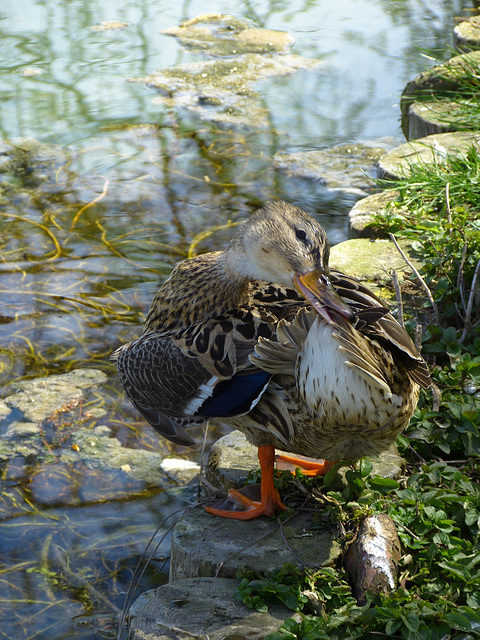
[
  {"left": 205, "top": 484, "right": 287, "bottom": 520},
  {"left": 275, "top": 453, "right": 337, "bottom": 477}
]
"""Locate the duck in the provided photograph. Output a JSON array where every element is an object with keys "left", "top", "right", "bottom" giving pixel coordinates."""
[{"left": 113, "top": 201, "right": 431, "bottom": 520}]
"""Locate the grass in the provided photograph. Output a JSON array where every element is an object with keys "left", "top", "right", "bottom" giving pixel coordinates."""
[{"left": 236, "top": 148, "right": 480, "bottom": 640}]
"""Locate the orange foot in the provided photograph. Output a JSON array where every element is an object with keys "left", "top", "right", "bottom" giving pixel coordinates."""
[
  {"left": 275, "top": 453, "right": 337, "bottom": 477},
  {"left": 205, "top": 444, "right": 287, "bottom": 520}
]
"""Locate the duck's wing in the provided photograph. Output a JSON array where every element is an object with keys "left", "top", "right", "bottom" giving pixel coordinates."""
[
  {"left": 252, "top": 272, "right": 431, "bottom": 390},
  {"left": 332, "top": 271, "right": 431, "bottom": 389},
  {"left": 113, "top": 308, "right": 278, "bottom": 446}
]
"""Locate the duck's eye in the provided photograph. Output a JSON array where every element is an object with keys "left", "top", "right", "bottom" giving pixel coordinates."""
[{"left": 295, "top": 228, "right": 308, "bottom": 242}]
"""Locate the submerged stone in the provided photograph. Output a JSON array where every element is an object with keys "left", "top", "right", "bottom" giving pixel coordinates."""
[
  {"left": 162, "top": 14, "right": 294, "bottom": 56},
  {"left": 132, "top": 53, "right": 321, "bottom": 128},
  {"left": 274, "top": 143, "right": 387, "bottom": 198}
]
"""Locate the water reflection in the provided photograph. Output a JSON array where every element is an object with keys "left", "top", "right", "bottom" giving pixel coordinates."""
[{"left": 0, "top": 0, "right": 470, "bottom": 637}]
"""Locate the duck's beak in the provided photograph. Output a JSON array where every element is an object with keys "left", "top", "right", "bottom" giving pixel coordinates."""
[{"left": 293, "top": 269, "right": 355, "bottom": 324}]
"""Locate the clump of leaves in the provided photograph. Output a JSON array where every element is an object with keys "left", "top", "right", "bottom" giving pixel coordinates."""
[
  {"left": 371, "top": 147, "right": 480, "bottom": 458},
  {"left": 237, "top": 460, "right": 480, "bottom": 640}
]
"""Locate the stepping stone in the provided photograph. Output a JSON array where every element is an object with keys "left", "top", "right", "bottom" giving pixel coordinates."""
[
  {"left": 400, "top": 51, "right": 480, "bottom": 139},
  {"left": 170, "top": 507, "right": 342, "bottom": 582},
  {"left": 128, "top": 577, "right": 290, "bottom": 640},
  {"left": 376, "top": 131, "right": 480, "bottom": 181},
  {"left": 454, "top": 16, "right": 480, "bottom": 52}
]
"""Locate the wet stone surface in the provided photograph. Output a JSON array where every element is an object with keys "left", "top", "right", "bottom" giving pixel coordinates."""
[
  {"left": 161, "top": 13, "right": 295, "bottom": 56},
  {"left": 132, "top": 53, "right": 321, "bottom": 128},
  {"left": 274, "top": 143, "right": 388, "bottom": 198},
  {"left": 0, "top": 368, "right": 201, "bottom": 504}
]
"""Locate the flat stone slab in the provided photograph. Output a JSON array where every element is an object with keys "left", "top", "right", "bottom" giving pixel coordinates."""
[
  {"left": 4, "top": 368, "right": 107, "bottom": 424},
  {"left": 128, "top": 577, "right": 290, "bottom": 640},
  {"left": 170, "top": 506, "right": 342, "bottom": 582},
  {"left": 274, "top": 143, "right": 387, "bottom": 197},
  {"left": 376, "top": 131, "right": 480, "bottom": 181},
  {"left": 331, "top": 236, "right": 420, "bottom": 285}
]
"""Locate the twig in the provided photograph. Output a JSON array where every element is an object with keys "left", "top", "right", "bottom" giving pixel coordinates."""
[
  {"left": 117, "top": 507, "right": 194, "bottom": 640},
  {"left": 431, "top": 382, "right": 442, "bottom": 412},
  {"left": 52, "top": 545, "right": 120, "bottom": 614},
  {"left": 389, "top": 233, "right": 440, "bottom": 325},
  {"left": 276, "top": 510, "right": 309, "bottom": 568},
  {"left": 459, "top": 256, "right": 480, "bottom": 343},
  {"left": 390, "top": 269, "right": 404, "bottom": 328},
  {"left": 445, "top": 182, "right": 452, "bottom": 224},
  {"left": 457, "top": 244, "right": 468, "bottom": 313}
]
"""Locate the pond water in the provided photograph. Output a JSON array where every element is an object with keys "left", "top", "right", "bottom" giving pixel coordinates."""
[{"left": 0, "top": 0, "right": 471, "bottom": 638}]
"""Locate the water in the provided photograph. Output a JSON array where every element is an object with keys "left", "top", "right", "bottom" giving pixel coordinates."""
[{"left": 0, "top": 0, "right": 470, "bottom": 638}]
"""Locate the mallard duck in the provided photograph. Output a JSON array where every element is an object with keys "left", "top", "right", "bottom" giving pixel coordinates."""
[{"left": 114, "top": 201, "right": 431, "bottom": 519}]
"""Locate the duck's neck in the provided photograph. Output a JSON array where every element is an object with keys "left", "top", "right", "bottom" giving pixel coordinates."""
[{"left": 144, "top": 251, "right": 251, "bottom": 332}]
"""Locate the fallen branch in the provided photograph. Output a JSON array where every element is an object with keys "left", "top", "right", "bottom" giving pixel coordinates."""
[{"left": 389, "top": 233, "right": 440, "bottom": 325}]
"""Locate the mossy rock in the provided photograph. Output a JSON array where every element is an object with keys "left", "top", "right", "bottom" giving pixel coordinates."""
[{"left": 400, "top": 50, "right": 480, "bottom": 139}]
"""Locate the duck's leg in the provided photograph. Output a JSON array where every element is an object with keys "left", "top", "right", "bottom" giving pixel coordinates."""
[
  {"left": 275, "top": 453, "right": 336, "bottom": 476},
  {"left": 205, "top": 444, "right": 287, "bottom": 520}
]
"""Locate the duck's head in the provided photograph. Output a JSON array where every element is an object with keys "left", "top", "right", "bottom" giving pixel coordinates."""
[{"left": 226, "top": 201, "right": 354, "bottom": 323}]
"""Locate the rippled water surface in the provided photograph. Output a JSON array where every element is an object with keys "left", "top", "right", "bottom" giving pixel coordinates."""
[{"left": 0, "top": 0, "right": 470, "bottom": 637}]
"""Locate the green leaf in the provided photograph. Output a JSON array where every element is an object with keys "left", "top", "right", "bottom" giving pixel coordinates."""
[
  {"left": 368, "top": 476, "right": 399, "bottom": 492},
  {"left": 442, "top": 611, "right": 473, "bottom": 631}
]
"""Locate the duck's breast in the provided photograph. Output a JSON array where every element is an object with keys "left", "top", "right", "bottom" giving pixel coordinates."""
[{"left": 297, "top": 318, "right": 405, "bottom": 430}]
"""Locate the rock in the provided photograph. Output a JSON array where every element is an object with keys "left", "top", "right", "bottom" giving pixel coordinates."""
[
  {"left": 131, "top": 53, "right": 321, "bottom": 128},
  {"left": 162, "top": 14, "right": 294, "bottom": 56},
  {"left": 330, "top": 237, "right": 420, "bottom": 285},
  {"left": 407, "top": 101, "right": 461, "bottom": 140},
  {"left": 5, "top": 369, "right": 107, "bottom": 423},
  {"left": 170, "top": 506, "right": 342, "bottom": 582},
  {"left": 400, "top": 51, "right": 480, "bottom": 138},
  {"left": 274, "top": 143, "right": 387, "bottom": 198},
  {"left": 454, "top": 16, "right": 480, "bottom": 52},
  {"left": 5, "top": 421, "right": 42, "bottom": 437},
  {"left": 0, "top": 400, "right": 11, "bottom": 421},
  {"left": 348, "top": 190, "right": 398, "bottom": 237},
  {"left": 160, "top": 457, "right": 201, "bottom": 484},
  {"left": 376, "top": 131, "right": 480, "bottom": 181},
  {"left": 344, "top": 514, "right": 401, "bottom": 604},
  {"left": 128, "top": 577, "right": 290, "bottom": 640},
  {"left": 206, "top": 430, "right": 258, "bottom": 491},
  {"left": 206, "top": 431, "right": 405, "bottom": 497}
]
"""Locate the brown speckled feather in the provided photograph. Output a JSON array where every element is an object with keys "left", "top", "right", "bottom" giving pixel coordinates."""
[{"left": 114, "top": 201, "right": 431, "bottom": 459}]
